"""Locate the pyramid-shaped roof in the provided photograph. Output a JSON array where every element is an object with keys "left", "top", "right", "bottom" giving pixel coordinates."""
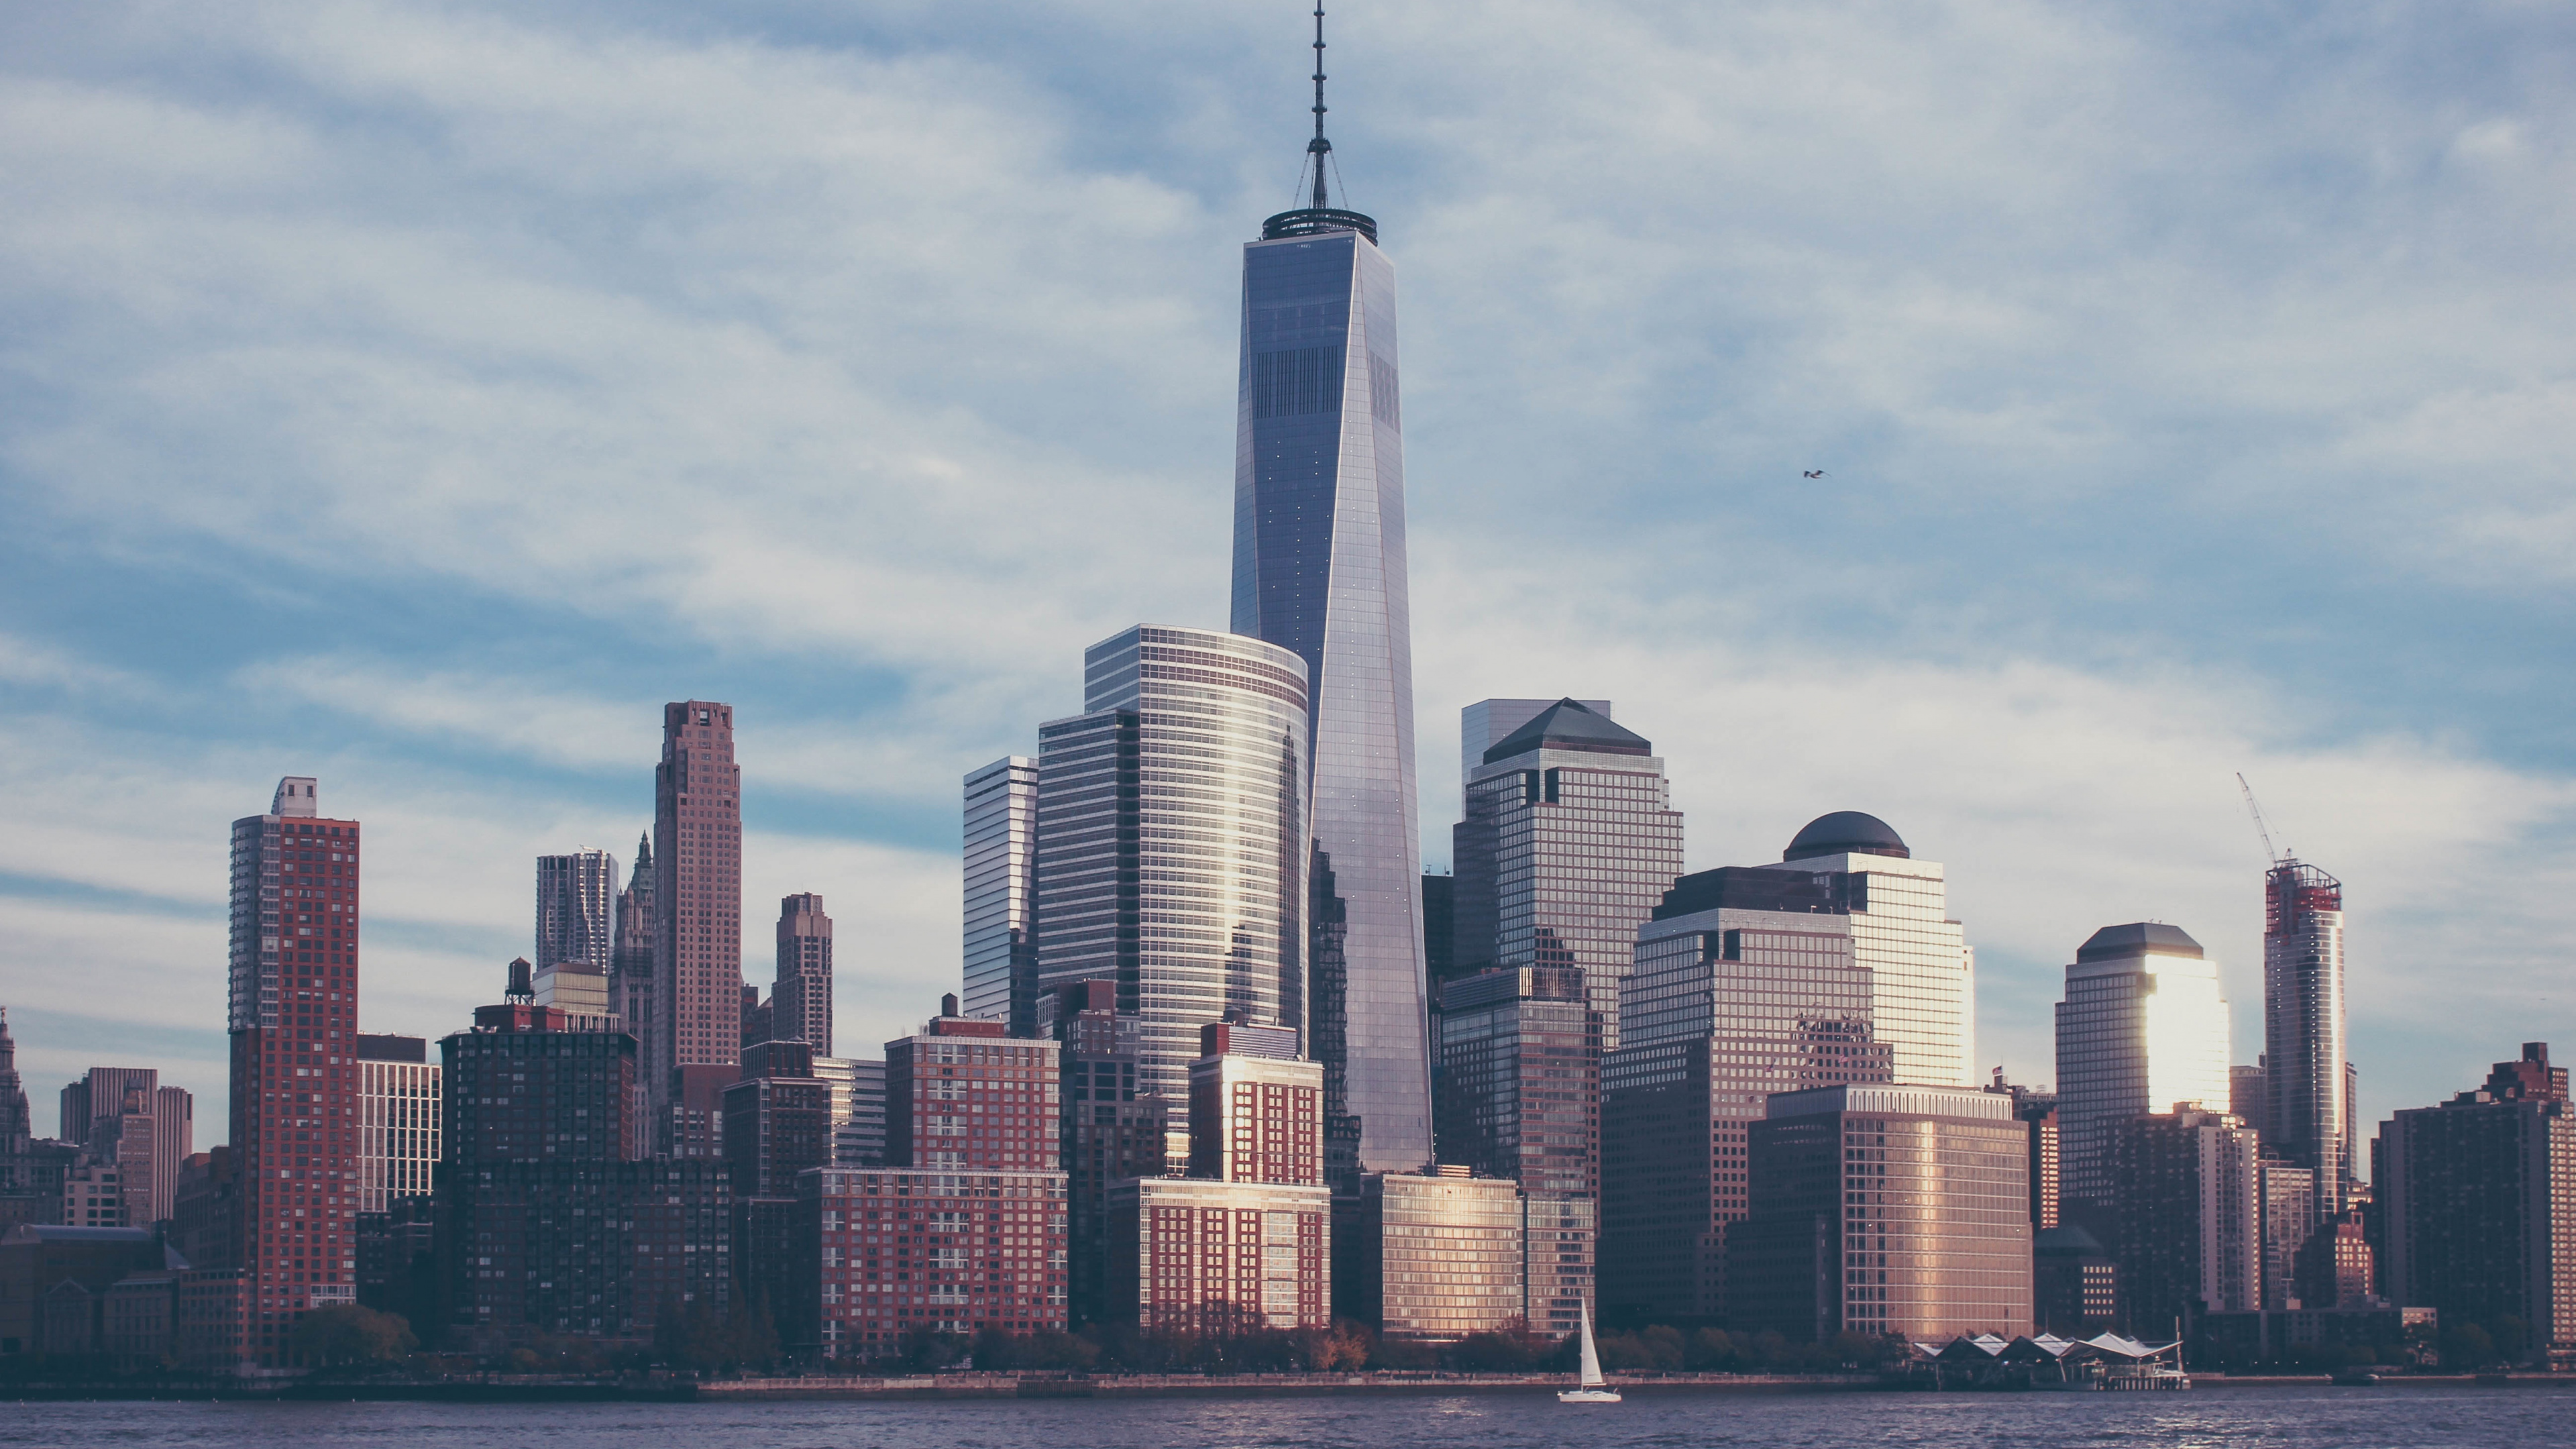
[{"left": 1482, "top": 698, "right": 1652, "bottom": 763}]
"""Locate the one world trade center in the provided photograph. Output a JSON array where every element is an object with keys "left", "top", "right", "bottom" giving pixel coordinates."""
[{"left": 1230, "top": 7, "right": 1430, "bottom": 1177}]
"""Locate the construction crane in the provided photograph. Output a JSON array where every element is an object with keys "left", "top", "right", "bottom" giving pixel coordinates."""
[{"left": 2236, "top": 772, "right": 2286, "bottom": 865}]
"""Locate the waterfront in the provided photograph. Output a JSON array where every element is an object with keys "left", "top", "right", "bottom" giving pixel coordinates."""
[{"left": 2, "top": 1388, "right": 2568, "bottom": 1449}]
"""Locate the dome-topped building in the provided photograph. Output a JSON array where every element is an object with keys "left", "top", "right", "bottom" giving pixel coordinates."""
[
  {"left": 1756, "top": 808, "right": 1973, "bottom": 1087},
  {"left": 1783, "top": 811, "right": 1910, "bottom": 861}
]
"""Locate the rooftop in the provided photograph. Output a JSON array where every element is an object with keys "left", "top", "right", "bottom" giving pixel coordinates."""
[
  {"left": 1482, "top": 698, "right": 1652, "bottom": 763},
  {"left": 2075, "top": 922, "right": 2205, "bottom": 962},
  {"left": 1782, "top": 811, "right": 1909, "bottom": 861}
]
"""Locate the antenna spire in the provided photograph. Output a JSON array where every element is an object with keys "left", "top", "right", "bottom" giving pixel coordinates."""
[{"left": 1308, "top": 5, "right": 1332, "bottom": 210}]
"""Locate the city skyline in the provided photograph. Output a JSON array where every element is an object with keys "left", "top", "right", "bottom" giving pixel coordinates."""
[{"left": 4, "top": 1, "right": 2572, "bottom": 1162}]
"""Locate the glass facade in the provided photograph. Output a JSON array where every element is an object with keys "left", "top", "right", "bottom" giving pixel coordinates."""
[
  {"left": 1034, "top": 627, "right": 1308, "bottom": 1137},
  {"left": 1452, "top": 701, "right": 1682, "bottom": 1052},
  {"left": 1343, "top": 1170, "right": 1525, "bottom": 1340},
  {"left": 356, "top": 1052, "right": 439, "bottom": 1214},
  {"left": 1764, "top": 841, "right": 1974, "bottom": 1088},
  {"left": 962, "top": 757, "right": 1039, "bottom": 1031},
  {"left": 2263, "top": 860, "right": 2348, "bottom": 1214},
  {"left": 1729, "top": 1084, "right": 2032, "bottom": 1341},
  {"left": 1231, "top": 224, "right": 1429, "bottom": 1172},
  {"left": 1602, "top": 874, "right": 1893, "bottom": 1322},
  {"left": 2053, "top": 924, "right": 2233, "bottom": 1211}
]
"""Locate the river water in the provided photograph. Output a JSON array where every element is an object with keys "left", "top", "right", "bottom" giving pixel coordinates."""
[{"left": 1, "top": 1387, "right": 2563, "bottom": 1448}]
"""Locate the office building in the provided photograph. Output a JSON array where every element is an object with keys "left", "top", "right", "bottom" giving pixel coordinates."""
[
  {"left": 653, "top": 700, "right": 743, "bottom": 1159},
  {"left": 788, "top": 998, "right": 1071, "bottom": 1357},
  {"left": 2375, "top": 1042, "right": 2576, "bottom": 1368},
  {"left": 2053, "top": 922, "right": 2231, "bottom": 1218},
  {"left": 63, "top": 1161, "right": 127, "bottom": 1226},
  {"left": 1435, "top": 965, "right": 1597, "bottom": 1337},
  {"left": 1229, "top": 105, "right": 1431, "bottom": 1175},
  {"left": 774, "top": 894, "right": 834, "bottom": 1055},
  {"left": 1760, "top": 812, "right": 1974, "bottom": 1089},
  {"left": 1458, "top": 698, "right": 1613, "bottom": 788},
  {"left": 2231, "top": 1062, "right": 2268, "bottom": 1139},
  {"left": 1033, "top": 626, "right": 1308, "bottom": 1140},
  {"left": 811, "top": 1056, "right": 886, "bottom": 1167},
  {"left": 535, "top": 848, "right": 618, "bottom": 975},
  {"left": 1727, "top": 1084, "right": 2031, "bottom": 1342},
  {"left": 2257, "top": 1157, "right": 2316, "bottom": 1310},
  {"left": 530, "top": 960, "right": 619, "bottom": 1032},
  {"left": 2033, "top": 1224, "right": 2118, "bottom": 1335},
  {"left": 0, "top": 1010, "right": 76, "bottom": 1232},
  {"left": 355, "top": 1035, "right": 439, "bottom": 1215},
  {"left": 2263, "top": 859, "right": 2351, "bottom": 1214},
  {"left": 727, "top": 1039, "right": 834, "bottom": 1320},
  {"left": 1452, "top": 699, "right": 1682, "bottom": 1053},
  {"left": 1601, "top": 867, "right": 1890, "bottom": 1324},
  {"left": 1337, "top": 1167, "right": 1523, "bottom": 1340},
  {"left": 1051, "top": 981, "right": 1170, "bottom": 1326},
  {"left": 963, "top": 757, "right": 1040, "bottom": 1032},
  {"left": 59, "top": 1069, "right": 189, "bottom": 1227},
  {"left": 439, "top": 967, "right": 727, "bottom": 1344},
  {"left": 225, "top": 775, "right": 365, "bottom": 1365},
  {"left": 1103, "top": 1022, "right": 1331, "bottom": 1335},
  {"left": 2108, "top": 1108, "right": 2260, "bottom": 1334},
  {"left": 1420, "top": 872, "right": 1456, "bottom": 995}
]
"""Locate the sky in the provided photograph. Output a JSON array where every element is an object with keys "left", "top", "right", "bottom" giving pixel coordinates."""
[{"left": 3, "top": 1, "right": 2571, "bottom": 1151}]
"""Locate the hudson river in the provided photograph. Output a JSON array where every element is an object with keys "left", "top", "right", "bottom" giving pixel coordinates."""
[{"left": 3, "top": 1389, "right": 2567, "bottom": 1448}]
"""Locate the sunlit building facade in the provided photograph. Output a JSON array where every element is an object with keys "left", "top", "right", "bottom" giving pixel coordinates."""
[
  {"left": 355, "top": 1036, "right": 439, "bottom": 1214},
  {"left": 2053, "top": 922, "right": 2233, "bottom": 1214},
  {"left": 962, "top": 757, "right": 1039, "bottom": 1032},
  {"left": 1760, "top": 812, "right": 1974, "bottom": 1088},
  {"left": 1034, "top": 626, "right": 1307, "bottom": 1135}
]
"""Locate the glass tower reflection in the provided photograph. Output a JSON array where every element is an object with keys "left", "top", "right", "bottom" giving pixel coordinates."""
[{"left": 1231, "top": 205, "right": 1429, "bottom": 1173}]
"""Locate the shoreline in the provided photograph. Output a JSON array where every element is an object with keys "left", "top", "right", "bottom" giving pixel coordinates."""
[{"left": 7, "top": 1370, "right": 2574, "bottom": 1402}]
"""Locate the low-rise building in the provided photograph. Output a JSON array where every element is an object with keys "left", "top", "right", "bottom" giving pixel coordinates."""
[{"left": 1338, "top": 1167, "right": 1523, "bottom": 1342}]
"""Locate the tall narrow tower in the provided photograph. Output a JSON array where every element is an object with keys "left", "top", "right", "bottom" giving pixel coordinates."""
[
  {"left": 653, "top": 701, "right": 742, "bottom": 1157},
  {"left": 1230, "top": 5, "right": 1428, "bottom": 1174},
  {"left": 2263, "top": 859, "right": 2348, "bottom": 1214}
]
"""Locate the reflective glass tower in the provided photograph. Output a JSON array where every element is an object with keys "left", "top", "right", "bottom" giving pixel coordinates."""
[
  {"left": 1230, "top": 9, "right": 1429, "bottom": 1173},
  {"left": 2053, "top": 922, "right": 2233, "bottom": 1215},
  {"left": 1034, "top": 626, "right": 1309, "bottom": 1147}
]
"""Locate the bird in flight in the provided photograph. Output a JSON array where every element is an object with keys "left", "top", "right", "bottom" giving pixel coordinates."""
[{"left": 1803, "top": 469, "right": 1827, "bottom": 479}]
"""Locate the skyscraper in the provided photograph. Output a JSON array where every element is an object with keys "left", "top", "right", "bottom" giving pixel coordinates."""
[
  {"left": 1034, "top": 625, "right": 1307, "bottom": 1143},
  {"left": 1760, "top": 812, "right": 1975, "bottom": 1087},
  {"left": 963, "top": 756, "right": 1039, "bottom": 1033},
  {"left": 535, "top": 848, "right": 618, "bottom": 975},
  {"left": 354, "top": 1035, "right": 438, "bottom": 1214},
  {"left": 1451, "top": 698, "right": 1682, "bottom": 1052},
  {"left": 2053, "top": 922, "right": 2233, "bottom": 1218},
  {"left": 2262, "top": 859, "right": 2349, "bottom": 1215},
  {"left": 1228, "top": 24, "right": 1429, "bottom": 1171},
  {"left": 653, "top": 701, "right": 743, "bottom": 1157},
  {"left": 775, "top": 893, "right": 834, "bottom": 1055},
  {"left": 225, "top": 775, "right": 364, "bottom": 1364},
  {"left": 1601, "top": 867, "right": 1891, "bottom": 1324}
]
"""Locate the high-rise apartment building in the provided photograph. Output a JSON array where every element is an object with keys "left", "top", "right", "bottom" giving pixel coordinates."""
[
  {"left": 535, "top": 848, "right": 618, "bottom": 974},
  {"left": 1452, "top": 699, "right": 1682, "bottom": 1052},
  {"left": 437, "top": 971, "right": 729, "bottom": 1343},
  {"left": 788, "top": 999, "right": 1069, "bottom": 1357},
  {"left": 773, "top": 894, "right": 833, "bottom": 1055},
  {"left": 1759, "top": 813, "right": 1974, "bottom": 1088},
  {"left": 1106, "top": 1022, "right": 1332, "bottom": 1334},
  {"left": 2262, "top": 859, "right": 2349, "bottom": 1215},
  {"left": 1051, "top": 981, "right": 1170, "bottom": 1326},
  {"left": 224, "top": 775, "right": 364, "bottom": 1365},
  {"left": 653, "top": 701, "right": 743, "bottom": 1158},
  {"left": 2053, "top": 922, "right": 2232, "bottom": 1218},
  {"left": 1034, "top": 626, "right": 1307, "bottom": 1143},
  {"left": 1601, "top": 867, "right": 1890, "bottom": 1324},
  {"left": 2109, "top": 1108, "right": 2261, "bottom": 1332},
  {"left": 1435, "top": 965, "right": 1598, "bottom": 1337},
  {"left": 1727, "top": 1084, "right": 2032, "bottom": 1342},
  {"left": 2376, "top": 1043, "right": 2576, "bottom": 1368},
  {"left": 1229, "top": 117, "right": 1430, "bottom": 1174},
  {"left": 355, "top": 1035, "right": 438, "bottom": 1214},
  {"left": 963, "top": 757, "right": 1039, "bottom": 1033},
  {"left": 2256, "top": 1156, "right": 2316, "bottom": 1311}
]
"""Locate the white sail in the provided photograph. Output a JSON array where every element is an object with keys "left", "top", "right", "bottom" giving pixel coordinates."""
[{"left": 1578, "top": 1299, "right": 1604, "bottom": 1387}]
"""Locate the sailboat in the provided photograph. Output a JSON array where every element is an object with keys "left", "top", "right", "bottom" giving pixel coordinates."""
[{"left": 1558, "top": 1299, "right": 1622, "bottom": 1403}]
